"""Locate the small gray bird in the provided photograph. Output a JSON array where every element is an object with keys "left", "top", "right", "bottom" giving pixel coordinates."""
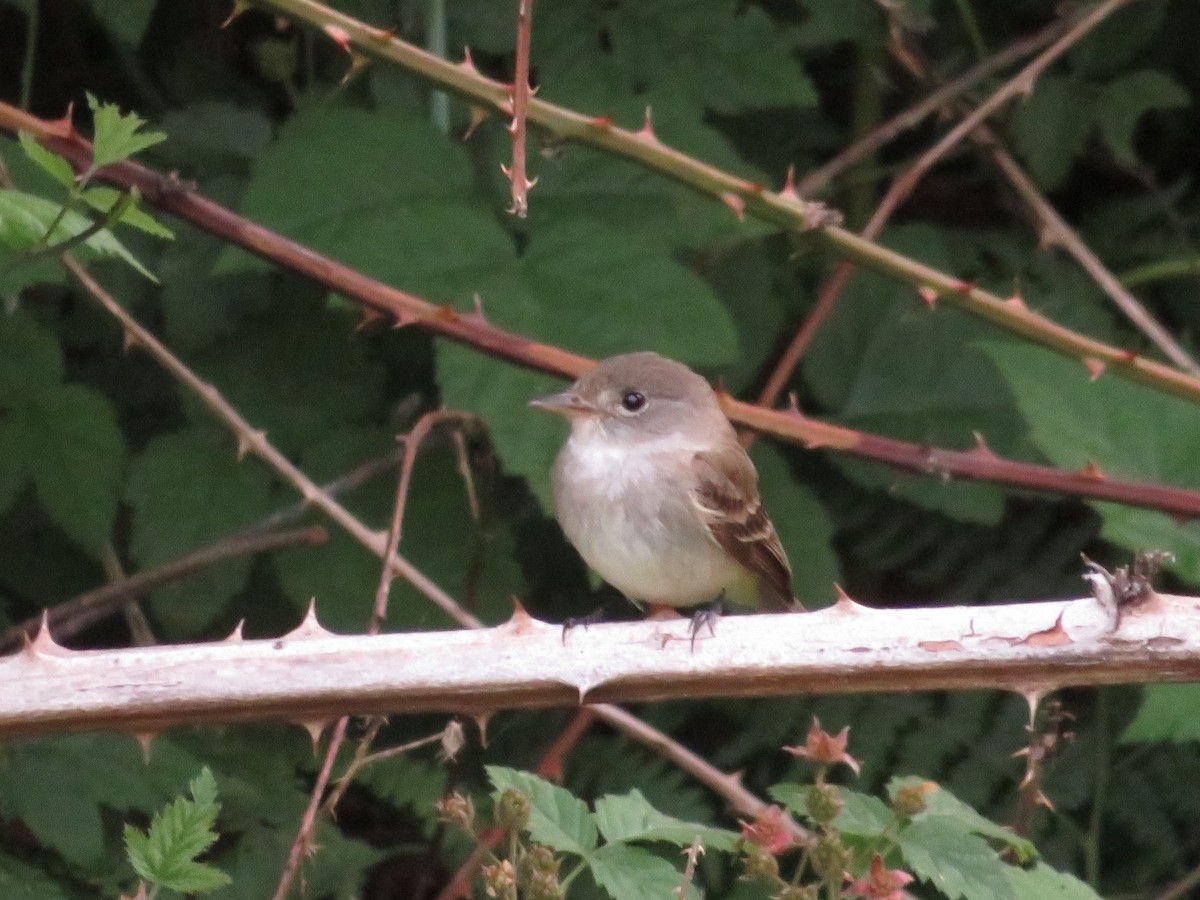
[{"left": 530, "top": 352, "right": 798, "bottom": 614}]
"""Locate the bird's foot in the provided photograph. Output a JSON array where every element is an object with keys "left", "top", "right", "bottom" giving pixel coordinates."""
[
  {"left": 561, "top": 606, "right": 609, "bottom": 644},
  {"left": 689, "top": 596, "right": 725, "bottom": 650}
]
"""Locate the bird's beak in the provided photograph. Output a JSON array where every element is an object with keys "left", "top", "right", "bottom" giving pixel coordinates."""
[{"left": 529, "top": 389, "right": 599, "bottom": 418}]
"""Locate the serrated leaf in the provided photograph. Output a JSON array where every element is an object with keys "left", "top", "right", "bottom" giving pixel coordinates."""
[
  {"left": 0, "top": 188, "right": 157, "bottom": 282},
  {"left": 0, "top": 852, "right": 75, "bottom": 900},
  {"left": 356, "top": 755, "right": 448, "bottom": 837},
  {"left": 835, "top": 790, "right": 894, "bottom": 838},
  {"left": 897, "top": 817, "right": 1015, "bottom": 900},
  {"left": 890, "top": 777, "right": 1036, "bottom": 863},
  {"left": 124, "top": 767, "right": 230, "bottom": 894},
  {"left": 125, "top": 429, "right": 276, "bottom": 634},
  {"left": 485, "top": 766, "right": 598, "bottom": 857},
  {"left": 1122, "top": 684, "right": 1200, "bottom": 742},
  {"left": 87, "top": 93, "right": 167, "bottom": 169},
  {"left": 18, "top": 132, "right": 76, "bottom": 190},
  {"left": 587, "top": 843, "right": 699, "bottom": 900},
  {"left": 984, "top": 341, "right": 1200, "bottom": 578},
  {"left": 1005, "top": 862, "right": 1103, "bottom": 899},
  {"left": 81, "top": 186, "right": 175, "bottom": 239},
  {"left": 592, "top": 789, "right": 738, "bottom": 850}
]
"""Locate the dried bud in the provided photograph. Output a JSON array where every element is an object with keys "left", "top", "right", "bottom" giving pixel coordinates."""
[
  {"left": 805, "top": 783, "right": 843, "bottom": 826},
  {"left": 521, "top": 844, "right": 560, "bottom": 876},
  {"left": 784, "top": 718, "right": 861, "bottom": 775},
  {"left": 891, "top": 781, "right": 936, "bottom": 819},
  {"left": 810, "top": 836, "right": 850, "bottom": 881},
  {"left": 739, "top": 805, "right": 796, "bottom": 856},
  {"left": 740, "top": 843, "right": 780, "bottom": 882},
  {"left": 435, "top": 792, "right": 475, "bottom": 830},
  {"left": 483, "top": 860, "right": 516, "bottom": 898},
  {"left": 526, "top": 869, "right": 564, "bottom": 900},
  {"left": 495, "top": 788, "right": 532, "bottom": 833}
]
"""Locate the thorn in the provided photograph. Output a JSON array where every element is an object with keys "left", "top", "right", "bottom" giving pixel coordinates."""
[
  {"left": 506, "top": 597, "right": 537, "bottom": 635},
  {"left": 225, "top": 620, "right": 245, "bottom": 642},
  {"left": 221, "top": 0, "right": 250, "bottom": 28},
  {"left": 1020, "top": 689, "right": 1044, "bottom": 727},
  {"left": 1006, "top": 293, "right": 1027, "bottom": 310},
  {"left": 917, "top": 286, "right": 938, "bottom": 309},
  {"left": 121, "top": 328, "right": 142, "bottom": 352},
  {"left": 1077, "top": 461, "right": 1106, "bottom": 481},
  {"left": 779, "top": 165, "right": 799, "bottom": 200},
  {"left": 134, "top": 732, "right": 156, "bottom": 764},
  {"left": 458, "top": 46, "right": 479, "bottom": 73},
  {"left": 286, "top": 600, "right": 334, "bottom": 640},
  {"left": 967, "top": 431, "right": 998, "bottom": 460},
  {"left": 474, "top": 712, "right": 490, "bottom": 747},
  {"left": 440, "top": 720, "right": 467, "bottom": 761},
  {"left": 636, "top": 107, "right": 659, "bottom": 143},
  {"left": 832, "top": 585, "right": 869, "bottom": 613},
  {"left": 1024, "top": 610, "right": 1072, "bottom": 647},
  {"left": 355, "top": 307, "right": 386, "bottom": 332},
  {"left": 392, "top": 312, "right": 417, "bottom": 330},
  {"left": 339, "top": 53, "right": 370, "bottom": 85},
  {"left": 298, "top": 719, "right": 328, "bottom": 750},
  {"left": 786, "top": 392, "right": 802, "bottom": 415},
  {"left": 372, "top": 26, "right": 397, "bottom": 43},
  {"left": 1083, "top": 357, "right": 1106, "bottom": 381},
  {"left": 720, "top": 192, "right": 745, "bottom": 221},
  {"left": 45, "top": 104, "right": 76, "bottom": 140},
  {"left": 1117, "top": 349, "right": 1139, "bottom": 365},
  {"left": 952, "top": 280, "right": 975, "bottom": 295},
  {"left": 324, "top": 24, "right": 352, "bottom": 53},
  {"left": 435, "top": 305, "right": 461, "bottom": 323},
  {"left": 588, "top": 115, "right": 614, "bottom": 129},
  {"left": 471, "top": 293, "right": 486, "bottom": 321},
  {"left": 236, "top": 430, "right": 265, "bottom": 461},
  {"left": 463, "top": 105, "right": 490, "bottom": 139},
  {"left": 25, "top": 612, "right": 69, "bottom": 657},
  {"left": 747, "top": 182, "right": 765, "bottom": 195},
  {"left": 1034, "top": 789, "right": 1055, "bottom": 811}
]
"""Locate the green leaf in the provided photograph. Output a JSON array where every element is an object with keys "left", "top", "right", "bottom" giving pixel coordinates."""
[
  {"left": 89, "top": 0, "right": 157, "bottom": 44},
  {"left": 0, "top": 852, "right": 76, "bottom": 900},
  {"left": 592, "top": 789, "right": 738, "bottom": 850},
  {"left": 984, "top": 341, "right": 1200, "bottom": 578},
  {"left": 355, "top": 755, "right": 448, "bottom": 837},
  {"left": 485, "top": 766, "right": 599, "bottom": 857},
  {"left": 86, "top": 93, "right": 167, "bottom": 169},
  {"left": 768, "top": 782, "right": 808, "bottom": 817},
  {"left": 20, "top": 385, "right": 125, "bottom": 554},
  {"left": 587, "top": 843, "right": 698, "bottom": 900},
  {"left": 891, "top": 777, "right": 1037, "bottom": 863},
  {"left": 0, "top": 313, "right": 124, "bottom": 554},
  {"left": 1005, "top": 862, "right": 1103, "bottom": 899},
  {"left": 1011, "top": 74, "right": 1096, "bottom": 189},
  {"left": 0, "top": 188, "right": 158, "bottom": 283},
  {"left": 1122, "top": 684, "right": 1200, "bottom": 742},
  {"left": 897, "top": 816, "right": 1015, "bottom": 900},
  {"left": 124, "top": 767, "right": 231, "bottom": 894},
  {"left": 125, "top": 429, "right": 276, "bottom": 634},
  {"left": 835, "top": 790, "right": 893, "bottom": 838},
  {"left": 18, "top": 132, "right": 76, "bottom": 190},
  {"left": 81, "top": 186, "right": 175, "bottom": 239},
  {"left": 1095, "top": 71, "right": 1190, "bottom": 166}
]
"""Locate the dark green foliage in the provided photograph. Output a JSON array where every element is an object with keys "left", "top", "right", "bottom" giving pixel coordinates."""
[{"left": 1, "top": 0, "right": 1200, "bottom": 897}]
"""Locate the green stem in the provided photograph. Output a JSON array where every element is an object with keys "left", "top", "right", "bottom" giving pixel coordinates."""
[
  {"left": 950, "top": 0, "right": 988, "bottom": 60},
  {"left": 426, "top": 0, "right": 449, "bottom": 133},
  {"left": 19, "top": 1, "right": 37, "bottom": 111},
  {"left": 1084, "top": 690, "right": 1110, "bottom": 890}
]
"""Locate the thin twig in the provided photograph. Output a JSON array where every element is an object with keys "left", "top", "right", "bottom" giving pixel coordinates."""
[
  {"left": 756, "top": 0, "right": 1139, "bottom": 414},
  {"left": 795, "top": 18, "right": 1067, "bottom": 197},
  {"left": 0, "top": 526, "right": 326, "bottom": 653},
  {"left": 503, "top": 0, "right": 536, "bottom": 217},
  {"left": 274, "top": 410, "right": 479, "bottom": 898}
]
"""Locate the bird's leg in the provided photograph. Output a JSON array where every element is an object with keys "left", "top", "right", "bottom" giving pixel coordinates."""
[
  {"left": 561, "top": 604, "right": 611, "bottom": 644},
  {"left": 689, "top": 593, "right": 725, "bottom": 649}
]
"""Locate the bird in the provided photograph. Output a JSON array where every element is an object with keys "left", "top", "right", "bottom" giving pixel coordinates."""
[{"left": 529, "top": 351, "right": 799, "bottom": 625}]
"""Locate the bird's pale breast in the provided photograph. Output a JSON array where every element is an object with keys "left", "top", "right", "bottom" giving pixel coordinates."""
[{"left": 552, "top": 431, "right": 746, "bottom": 606}]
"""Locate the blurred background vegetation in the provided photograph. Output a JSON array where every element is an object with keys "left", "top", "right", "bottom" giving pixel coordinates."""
[{"left": 2, "top": 0, "right": 1200, "bottom": 896}]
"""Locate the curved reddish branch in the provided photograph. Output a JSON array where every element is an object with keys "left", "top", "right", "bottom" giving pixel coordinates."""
[{"left": 5, "top": 103, "right": 1200, "bottom": 519}]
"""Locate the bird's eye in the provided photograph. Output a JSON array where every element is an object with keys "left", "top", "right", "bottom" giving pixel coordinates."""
[{"left": 620, "top": 390, "right": 647, "bottom": 412}]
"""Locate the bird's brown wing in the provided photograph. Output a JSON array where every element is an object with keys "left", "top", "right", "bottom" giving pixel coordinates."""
[{"left": 690, "top": 448, "right": 797, "bottom": 611}]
